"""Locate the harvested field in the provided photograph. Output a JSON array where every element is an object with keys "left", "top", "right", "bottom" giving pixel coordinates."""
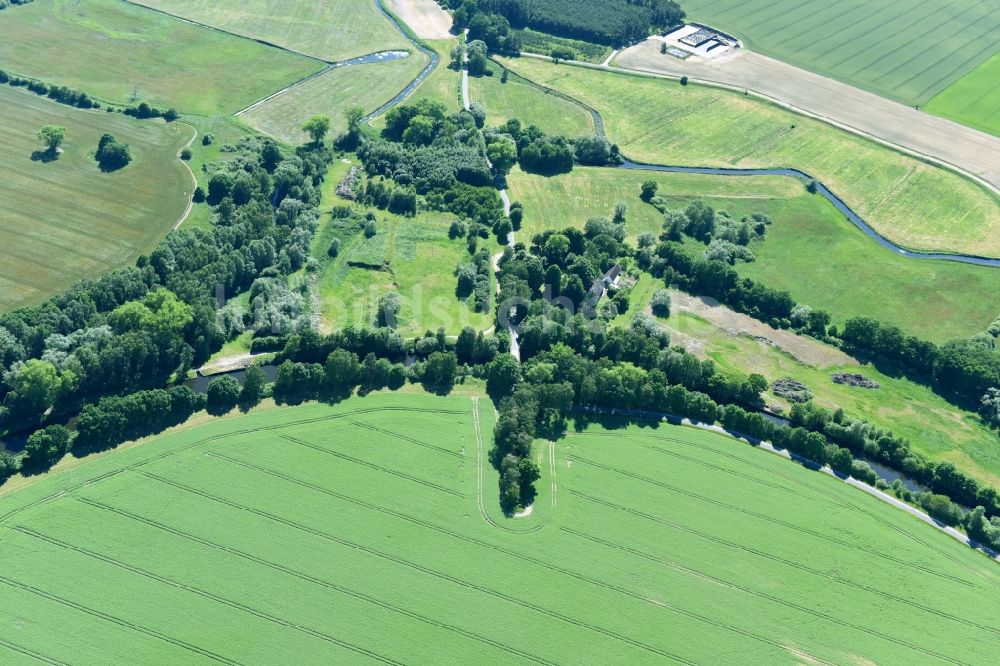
[
  {"left": 0, "top": 393, "right": 997, "bottom": 663},
  {"left": 679, "top": 0, "right": 1000, "bottom": 106},
  {"left": 0, "top": 85, "right": 193, "bottom": 312},
  {"left": 501, "top": 56, "right": 1000, "bottom": 258},
  {"left": 0, "top": 0, "right": 321, "bottom": 115},
  {"left": 132, "top": 0, "right": 409, "bottom": 61},
  {"left": 386, "top": 0, "right": 453, "bottom": 40}
]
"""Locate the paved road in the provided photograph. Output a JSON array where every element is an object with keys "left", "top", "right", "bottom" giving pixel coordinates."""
[{"left": 615, "top": 40, "right": 1000, "bottom": 194}]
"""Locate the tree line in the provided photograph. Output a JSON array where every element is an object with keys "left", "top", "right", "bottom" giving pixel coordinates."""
[{"left": 444, "top": 0, "right": 685, "bottom": 47}]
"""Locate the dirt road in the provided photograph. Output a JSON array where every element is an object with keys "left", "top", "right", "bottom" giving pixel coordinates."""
[
  {"left": 386, "top": 0, "right": 452, "bottom": 39},
  {"left": 615, "top": 40, "right": 1000, "bottom": 194}
]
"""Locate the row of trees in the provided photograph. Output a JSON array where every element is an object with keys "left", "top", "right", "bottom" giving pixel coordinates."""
[{"left": 446, "top": 0, "right": 685, "bottom": 46}]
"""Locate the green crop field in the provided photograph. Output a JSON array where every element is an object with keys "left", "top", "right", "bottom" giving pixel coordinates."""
[
  {"left": 0, "top": 392, "right": 996, "bottom": 663},
  {"left": 509, "top": 166, "right": 1000, "bottom": 343},
  {"left": 0, "top": 0, "right": 322, "bottom": 116},
  {"left": 469, "top": 68, "right": 594, "bottom": 137},
  {"left": 680, "top": 0, "right": 1000, "bottom": 106},
  {"left": 0, "top": 85, "right": 193, "bottom": 313},
  {"left": 131, "top": 0, "right": 409, "bottom": 62},
  {"left": 926, "top": 50, "right": 1000, "bottom": 138},
  {"left": 309, "top": 195, "right": 493, "bottom": 336},
  {"left": 241, "top": 54, "right": 430, "bottom": 145},
  {"left": 500, "top": 57, "right": 1000, "bottom": 258}
]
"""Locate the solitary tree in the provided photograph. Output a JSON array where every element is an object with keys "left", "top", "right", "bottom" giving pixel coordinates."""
[
  {"left": 37, "top": 125, "right": 66, "bottom": 155},
  {"left": 344, "top": 105, "right": 364, "bottom": 137},
  {"left": 302, "top": 115, "right": 331, "bottom": 145}
]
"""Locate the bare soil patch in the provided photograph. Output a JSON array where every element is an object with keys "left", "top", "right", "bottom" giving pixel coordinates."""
[{"left": 386, "top": 0, "right": 453, "bottom": 39}]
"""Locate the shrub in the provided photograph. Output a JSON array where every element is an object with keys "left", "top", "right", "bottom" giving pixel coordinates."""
[
  {"left": 650, "top": 289, "right": 671, "bottom": 317},
  {"left": 180, "top": 148, "right": 192, "bottom": 160}
]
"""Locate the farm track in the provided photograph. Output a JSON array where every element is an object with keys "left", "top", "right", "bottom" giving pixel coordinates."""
[{"left": 10, "top": 526, "right": 404, "bottom": 665}]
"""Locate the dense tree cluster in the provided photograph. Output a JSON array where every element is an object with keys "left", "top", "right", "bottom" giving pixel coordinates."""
[
  {"left": 446, "top": 0, "right": 684, "bottom": 46},
  {"left": 95, "top": 133, "right": 132, "bottom": 172},
  {"left": 0, "top": 136, "right": 332, "bottom": 444},
  {"left": 456, "top": 246, "right": 493, "bottom": 312}
]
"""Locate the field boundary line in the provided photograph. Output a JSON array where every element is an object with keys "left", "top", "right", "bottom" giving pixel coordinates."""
[
  {"left": 77, "top": 496, "right": 556, "bottom": 665},
  {"left": 0, "top": 575, "right": 242, "bottom": 665},
  {"left": 516, "top": 51, "right": 1000, "bottom": 199},
  {"left": 133, "top": 467, "right": 697, "bottom": 663},
  {"left": 11, "top": 526, "right": 403, "bottom": 665}
]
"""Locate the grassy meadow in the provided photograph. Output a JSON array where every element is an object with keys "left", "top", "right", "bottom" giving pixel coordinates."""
[
  {"left": 926, "top": 49, "right": 1000, "bottom": 138},
  {"left": 131, "top": 0, "right": 409, "bottom": 62},
  {"left": 680, "top": 0, "right": 1000, "bottom": 106},
  {"left": 310, "top": 169, "right": 493, "bottom": 336},
  {"left": 500, "top": 57, "right": 1000, "bottom": 258},
  {"left": 0, "top": 393, "right": 996, "bottom": 663},
  {"left": 469, "top": 68, "right": 594, "bottom": 137},
  {"left": 508, "top": 166, "right": 1000, "bottom": 342},
  {"left": 242, "top": 53, "right": 430, "bottom": 145},
  {"left": 0, "top": 0, "right": 322, "bottom": 115},
  {"left": 0, "top": 85, "right": 193, "bottom": 312},
  {"left": 405, "top": 40, "right": 463, "bottom": 112}
]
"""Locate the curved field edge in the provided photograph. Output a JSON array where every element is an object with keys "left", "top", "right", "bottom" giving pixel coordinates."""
[
  {"left": 0, "top": 86, "right": 194, "bottom": 313},
  {"left": 1, "top": 393, "right": 998, "bottom": 664},
  {"left": 498, "top": 56, "right": 1000, "bottom": 258}
]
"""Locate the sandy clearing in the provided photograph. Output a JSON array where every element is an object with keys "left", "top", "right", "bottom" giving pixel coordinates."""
[
  {"left": 386, "top": 0, "right": 452, "bottom": 39},
  {"left": 669, "top": 290, "right": 858, "bottom": 369},
  {"left": 614, "top": 39, "right": 1000, "bottom": 195}
]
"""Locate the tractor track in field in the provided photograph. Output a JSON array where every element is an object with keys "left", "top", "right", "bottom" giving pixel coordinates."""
[
  {"left": 564, "top": 490, "right": 969, "bottom": 665},
  {"left": 10, "top": 526, "right": 404, "bottom": 666},
  {"left": 0, "top": 637, "right": 68, "bottom": 665},
  {"left": 567, "top": 455, "right": 1000, "bottom": 630},
  {"left": 575, "top": 427, "right": 998, "bottom": 583},
  {"left": 278, "top": 433, "right": 469, "bottom": 499},
  {"left": 0, "top": 406, "right": 465, "bottom": 526},
  {"left": 75, "top": 496, "right": 556, "bottom": 666},
  {"left": 0, "top": 574, "right": 242, "bottom": 665},
  {"left": 130, "top": 467, "right": 701, "bottom": 664},
  {"left": 159, "top": 443, "right": 850, "bottom": 665}
]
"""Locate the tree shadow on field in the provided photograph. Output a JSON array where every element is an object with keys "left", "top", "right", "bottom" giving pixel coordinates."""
[{"left": 31, "top": 150, "right": 59, "bottom": 163}]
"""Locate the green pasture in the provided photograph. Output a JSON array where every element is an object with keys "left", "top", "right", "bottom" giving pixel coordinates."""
[
  {"left": 406, "top": 40, "right": 463, "bottom": 112},
  {"left": 0, "top": 393, "right": 996, "bottom": 663},
  {"left": 130, "top": 0, "right": 409, "bottom": 62},
  {"left": 0, "top": 85, "right": 192, "bottom": 313},
  {"left": 508, "top": 166, "right": 1000, "bottom": 342},
  {"left": 310, "top": 184, "right": 493, "bottom": 336},
  {"left": 242, "top": 55, "right": 430, "bottom": 145},
  {"left": 0, "top": 0, "right": 321, "bottom": 115},
  {"left": 926, "top": 50, "right": 1000, "bottom": 138},
  {"left": 500, "top": 57, "right": 1000, "bottom": 258},
  {"left": 680, "top": 0, "right": 1000, "bottom": 105},
  {"left": 628, "top": 293, "right": 1000, "bottom": 488},
  {"left": 469, "top": 68, "right": 594, "bottom": 137}
]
